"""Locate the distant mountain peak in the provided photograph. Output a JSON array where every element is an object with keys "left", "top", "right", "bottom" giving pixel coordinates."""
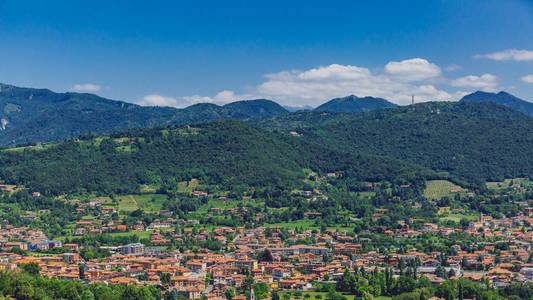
[
  {"left": 460, "top": 90, "right": 533, "bottom": 116},
  {"left": 223, "top": 98, "right": 288, "bottom": 117},
  {"left": 314, "top": 95, "right": 397, "bottom": 113}
]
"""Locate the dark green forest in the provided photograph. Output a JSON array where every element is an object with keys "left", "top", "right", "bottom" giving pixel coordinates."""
[
  {"left": 0, "top": 120, "right": 431, "bottom": 196},
  {"left": 302, "top": 101, "right": 533, "bottom": 184},
  {"left": 3, "top": 100, "right": 533, "bottom": 196}
]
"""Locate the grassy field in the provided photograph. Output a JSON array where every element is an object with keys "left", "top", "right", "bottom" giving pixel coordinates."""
[
  {"left": 195, "top": 198, "right": 259, "bottom": 214},
  {"left": 177, "top": 179, "right": 201, "bottom": 193},
  {"left": 96, "top": 196, "right": 114, "bottom": 204},
  {"left": 279, "top": 291, "right": 391, "bottom": 300},
  {"left": 266, "top": 219, "right": 354, "bottom": 231},
  {"left": 134, "top": 194, "right": 167, "bottom": 211},
  {"left": 117, "top": 195, "right": 138, "bottom": 212},
  {"left": 486, "top": 178, "right": 533, "bottom": 190},
  {"left": 114, "top": 194, "right": 168, "bottom": 212},
  {"left": 424, "top": 180, "right": 465, "bottom": 200},
  {"left": 267, "top": 219, "right": 318, "bottom": 229},
  {"left": 440, "top": 213, "right": 478, "bottom": 223},
  {"left": 2, "top": 144, "right": 54, "bottom": 152},
  {"left": 107, "top": 230, "right": 152, "bottom": 240}
]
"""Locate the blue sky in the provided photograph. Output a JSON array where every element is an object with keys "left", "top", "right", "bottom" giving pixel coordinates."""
[{"left": 0, "top": 0, "right": 532, "bottom": 107}]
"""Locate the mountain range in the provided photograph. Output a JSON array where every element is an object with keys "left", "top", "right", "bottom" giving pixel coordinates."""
[
  {"left": 2, "top": 99, "right": 533, "bottom": 196},
  {"left": 0, "top": 82, "right": 532, "bottom": 146},
  {"left": 1, "top": 80, "right": 533, "bottom": 195}
]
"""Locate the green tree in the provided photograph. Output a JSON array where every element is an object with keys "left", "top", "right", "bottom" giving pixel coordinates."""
[
  {"left": 81, "top": 289, "right": 95, "bottom": 300},
  {"left": 79, "top": 264, "right": 86, "bottom": 280},
  {"left": 224, "top": 288, "right": 236, "bottom": 300},
  {"left": 19, "top": 262, "right": 41, "bottom": 275},
  {"left": 253, "top": 282, "right": 269, "bottom": 299},
  {"left": 242, "top": 275, "right": 254, "bottom": 293},
  {"left": 161, "top": 272, "right": 171, "bottom": 285},
  {"left": 362, "top": 291, "right": 375, "bottom": 300}
]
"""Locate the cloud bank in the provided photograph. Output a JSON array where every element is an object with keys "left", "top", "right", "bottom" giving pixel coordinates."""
[
  {"left": 138, "top": 56, "right": 518, "bottom": 108},
  {"left": 73, "top": 83, "right": 101, "bottom": 92},
  {"left": 256, "top": 61, "right": 455, "bottom": 105},
  {"left": 137, "top": 94, "right": 180, "bottom": 107},
  {"left": 451, "top": 74, "right": 498, "bottom": 91},
  {"left": 522, "top": 74, "right": 533, "bottom": 84},
  {"left": 164, "top": 58, "right": 466, "bottom": 107},
  {"left": 474, "top": 49, "right": 533, "bottom": 62}
]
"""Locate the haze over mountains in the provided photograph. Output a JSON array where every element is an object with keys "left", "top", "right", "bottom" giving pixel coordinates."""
[{"left": 0, "top": 82, "right": 532, "bottom": 146}]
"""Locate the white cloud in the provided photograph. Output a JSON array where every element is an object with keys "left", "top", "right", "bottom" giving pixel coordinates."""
[
  {"left": 297, "top": 64, "right": 371, "bottom": 80},
  {"left": 254, "top": 61, "right": 453, "bottom": 105},
  {"left": 179, "top": 59, "right": 463, "bottom": 106},
  {"left": 137, "top": 89, "right": 255, "bottom": 108},
  {"left": 157, "top": 59, "right": 484, "bottom": 107},
  {"left": 212, "top": 90, "right": 238, "bottom": 102},
  {"left": 183, "top": 90, "right": 241, "bottom": 105},
  {"left": 521, "top": 74, "right": 533, "bottom": 84},
  {"left": 445, "top": 64, "right": 462, "bottom": 72},
  {"left": 72, "top": 83, "right": 101, "bottom": 92},
  {"left": 137, "top": 94, "right": 181, "bottom": 107},
  {"left": 384, "top": 58, "right": 441, "bottom": 81},
  {"left": 451, "top": 74, "right": 498, "bottom": 91},
  {"left": 182, "top": 95, "right": 214, "bottom": 105},
  {"left": 474, "top": 49, "right": 533, "bottom": 61}
]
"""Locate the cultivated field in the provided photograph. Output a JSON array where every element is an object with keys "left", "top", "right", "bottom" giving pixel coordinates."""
[{"left": 424, "top": 180, "right": 465, "bottom": 200}]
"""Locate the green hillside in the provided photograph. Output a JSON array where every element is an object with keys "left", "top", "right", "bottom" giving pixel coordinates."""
[
  {"left": 305, "top": 101, "right": 533, "bottom": 185},
  {"left": 254, "top": 111, "right": 359, "bottom": 131},
  {"left": 0, "top": 120, "right": 432, "bottom": 196}
]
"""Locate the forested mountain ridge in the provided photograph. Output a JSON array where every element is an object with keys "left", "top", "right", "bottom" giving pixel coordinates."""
[
  {"left": 0, "top": 120, "right": 433, "bottom": 196},
  {"left": 254, "top": 111, "right": 360, "bottom": 131},
  {"left": 2, "top": 99, "right": 533, "bottom": 195},
  {"left": 255, "top": 101, "right": 528, "bottom": 131},
  {"left": 0, "top": 84, "right": 287, "bottom": 146},
  {"left": 302, "top": 101, "right": 533, "bottom": 185},
  {"left": 3, "top": 82, "right": 532, "bottom": 149},
  {"left": 460, "top": 90, "right": 533, "bottom": 116},
  {"left": 314, "top": 95, "right": 397, "bottom": 112},
  {"left": 0, "top": 83, "right": 404, "bottom": 146},
  {"left": 3, "top": 82, "right": 533, "bottom": 192}
]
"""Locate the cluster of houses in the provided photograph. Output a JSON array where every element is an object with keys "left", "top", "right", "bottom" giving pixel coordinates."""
[
  {"left": 0, "top": 184, "right": 532, "bottom": 299},
  {"left": 0, "top": 209, "right": 531, "bottom": 300},
  {"left": 0, "top": 225, "right": 63, "bottom": 251}
]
